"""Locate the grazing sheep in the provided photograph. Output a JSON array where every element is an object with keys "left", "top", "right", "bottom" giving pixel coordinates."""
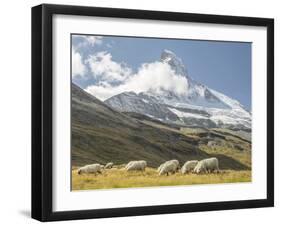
[
  {"left": 205, "top": 157, "right": 219, "bottom": 173},
  {"left": 159, "top": 160, "right": 180, "bottom": 176},
  {"left": 105, "top": 162, "right": 114, "bottom": 169},
  {"left": 181, "top": 160, "right": 198, "bottom": 174},
  {"left": 125, "top": 161, "right": 144, "bottom": 170},
  {"left": 126, "top": 160, "right": 147, "bottom": 171},
  {"left": 77, "top": 164, "right": 103, "bottom": 175},
  {"left": 193, "top": 157, "right": 219, "bottom": 174},
  {"left": 158, "top": 160, "right": 180, "bottom": 173}
]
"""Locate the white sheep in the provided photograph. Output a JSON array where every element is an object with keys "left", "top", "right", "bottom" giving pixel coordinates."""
[
  {"left": 158, "top": 160, "right": 179, "bottom": 172},
  {"left": 105, "top": 162, "right": 114, "bottom": 169},
  {"left": 77, "top": 164, "right": 103, "bottom": 175},
  {"left": 181, "top": 160, "right": 198, "bottom": 174},
  {"left": 125, "top": 161, "right": 144, "bottom": 170},
  {"left": 193, "top": 157, "right": 219, "bottom": 174},
  {"left": 159, "top": 160, "right": 180, "bottom": 176},
  {"left": 126, "top": 160, "right": 147, "bottom": 171}
]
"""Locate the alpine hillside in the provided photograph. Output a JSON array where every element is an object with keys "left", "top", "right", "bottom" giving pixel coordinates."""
[{"left": 72, "top": 83, "right": 250, "bottom": 171}]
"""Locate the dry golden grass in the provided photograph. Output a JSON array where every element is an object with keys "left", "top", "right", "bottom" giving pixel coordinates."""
[{"left": 72, "top": 167, "right": 251, "bottom": 190}]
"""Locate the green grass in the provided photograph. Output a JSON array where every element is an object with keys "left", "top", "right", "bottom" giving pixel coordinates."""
[{"left": 72, "top": 167, "right": 251, "bottom": 190}]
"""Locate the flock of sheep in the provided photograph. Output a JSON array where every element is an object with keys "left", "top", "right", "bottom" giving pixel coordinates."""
[{"left": 77, "top": 157, "right": 220, "bottom": 176}]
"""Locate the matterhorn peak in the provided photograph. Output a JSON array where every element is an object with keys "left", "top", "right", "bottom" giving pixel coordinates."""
[{"left": 160, "top": 49, "right": 188, "bottom": 76}]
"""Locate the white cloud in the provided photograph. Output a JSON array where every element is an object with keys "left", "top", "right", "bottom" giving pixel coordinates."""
[
  {"left": 85, "top": 52, "right": 188, "bottom": 101},
  {"left": 73, "top": 35, "right": 103, "bottom": 48},
  {"left": 86, "top": 51, "right": 132, "bottom": 82},
  {"left": 125, "top": 62, "right": 188, "bottom": 95},
  {"left": 71, "top": 35, "right": 104, "bottom": 78},
  {"left": 81, "top": 35, "right": 103, "bottom": 46},
  {"left": 72, "top": 49, "right": 86, "bottom": 77}
]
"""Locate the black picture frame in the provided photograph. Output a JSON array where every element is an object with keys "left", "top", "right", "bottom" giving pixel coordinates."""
[{"left": 32, "top": 3, "right": 274, "bottom": 222}]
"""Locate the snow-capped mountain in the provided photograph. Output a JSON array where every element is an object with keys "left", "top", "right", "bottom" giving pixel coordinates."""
[{"left": 105, "top": 50, "right": 251, "bottom": 130}]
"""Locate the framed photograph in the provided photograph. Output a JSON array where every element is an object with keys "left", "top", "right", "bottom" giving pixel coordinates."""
[{"left": 32, "top": 4, "right": 274, "bottom": 221}]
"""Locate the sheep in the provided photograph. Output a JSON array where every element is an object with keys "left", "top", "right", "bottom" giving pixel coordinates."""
[
  {"left": 205, "top": 157, "right": 219, "bottom": 173},
  {"left": 77, "top": 164, "right": 103, "bottom": 175},
  {"left": 125, "top": 161, "right": 144, "bottom": 170},
  {"left": 159, "top": 160, "right": 180, "bottom": 176},
  {"left": 193, "top": 157, "right": 219, "bottom": 174},
  {"left": 105, "top": 162, "right": 114, "bottom": 169},
  {"left": 181, "top": 160, "right": 198, "bottom": 174},
  {"left": 158, "top": 160, "right": 180, "bottom": 173},
  {"left": 126, "top": 160, "right": 147, "bottom": 171}
]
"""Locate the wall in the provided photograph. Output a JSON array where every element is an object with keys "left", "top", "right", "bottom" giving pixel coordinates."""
[{"left": 0, "top": 0, "right": 279, "bottom": 225}]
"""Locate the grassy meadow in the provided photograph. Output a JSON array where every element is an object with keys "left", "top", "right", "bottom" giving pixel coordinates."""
[
  {"left": 72, "top": 167, "right": 251, "bottom": 190},
  {"left": 71, "top": 125, "right": 252, "bottom": 191},
  {"left": 71, "top": 127, "right": 252, "bottom": 191}
]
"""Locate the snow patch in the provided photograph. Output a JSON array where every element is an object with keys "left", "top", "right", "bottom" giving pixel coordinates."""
[{"left": 168, "top": 108, "right": 208, "bottom": 119}]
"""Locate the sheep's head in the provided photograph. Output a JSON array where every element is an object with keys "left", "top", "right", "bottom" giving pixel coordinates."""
[{"left": 77, "top": 169, "right": 82, "bottom": 175}]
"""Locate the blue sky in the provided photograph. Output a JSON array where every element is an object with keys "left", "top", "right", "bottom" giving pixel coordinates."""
[{"left": 72, "top": 35, "right": 251, "bottom": 110}]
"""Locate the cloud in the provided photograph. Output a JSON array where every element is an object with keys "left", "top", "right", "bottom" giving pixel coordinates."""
[
  {"left": 86, "top": 51, "right": 132, "bottom": 82},
  {"left": 126, "top": 62, "right": 188, "bottom": 95},
  {"left": 71, "top": 35, "right": 104, "bottom": 78},
  {"left": 73, "top": 35, "right": 103, "bottom": 49},
  {"left": 81, "top": 35, "right": 103, "bottom": 46},
  {"left": 84, "top": 52, "right": 188, "bottom": 101},
  {"left": 72, "top": 48, "right": 86, "bottom": 77}
]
